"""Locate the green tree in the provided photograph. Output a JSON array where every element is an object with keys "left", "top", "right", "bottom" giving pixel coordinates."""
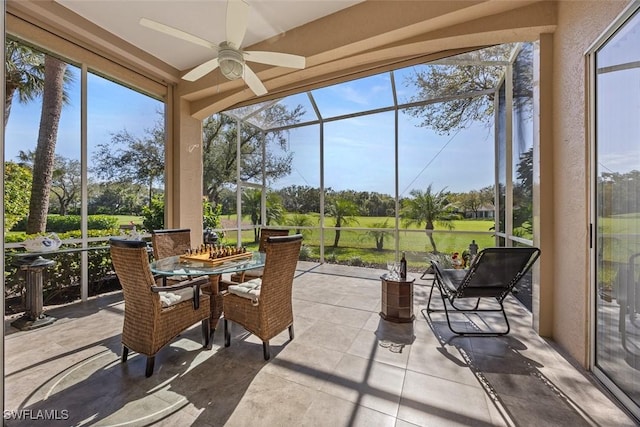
[
  {"left": 202, "top": 104, "right": 304, "bottom": 204},
  {"left": 456, "top": 190, "right": 483, "bottom": 218},
  {"left": 142, "top": 194, "right": 165, "bottom": 231},
  {"left": 400, "top": 184, "right": 457, "bottom": 253},
  {"left": 326, "top": 197, "right": 360, "bottom": 248},
  {"left": 18, "top": 151, "right": 81, "bottom": 216},
  {"left": 88, "top": 182, "right": 146, "bottom": 215},
  {"left": 404, "top": 43, "right": 533, "bottom": 135},
  {"left": 277, "top": 185, "right": 321, "bottom": 213},
  {"left": 4, "top": 162, "right": 33, "bottom": 230},
  {"left": 203, "top": 199, "right": 222, "bottom": 229},
  {"left": 50, "top": 157, "right": 81, "bottom": 216},
  {"left": 92, "top": 117, "right": 164, "bottom": 208},
  {"left": 513, "top": 147, "right": 533, "bottom": 228}
]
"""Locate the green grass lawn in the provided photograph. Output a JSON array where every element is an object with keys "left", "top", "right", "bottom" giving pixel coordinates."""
[
  {"left": 6, "top": 212, "right": 499, "bottom": 270},
  {"left": 220, "top": 215, "right": 496, "bottom": 269},
  {"left": 116, "top": 215, "right": 144, "bottom": 227}
]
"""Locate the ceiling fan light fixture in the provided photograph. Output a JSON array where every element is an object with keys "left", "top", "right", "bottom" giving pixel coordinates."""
[{"left": 218, "top": 43, "right": 244, "bottom": 80}]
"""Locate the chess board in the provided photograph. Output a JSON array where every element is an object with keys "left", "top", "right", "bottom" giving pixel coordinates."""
[{"left": 179, "top": 251, "right": 252, "bottom": 266}]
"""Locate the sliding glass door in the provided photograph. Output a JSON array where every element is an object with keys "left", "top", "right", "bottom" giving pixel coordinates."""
[{"left": 593, "top": 5, "right": 640, "bottom": 418}]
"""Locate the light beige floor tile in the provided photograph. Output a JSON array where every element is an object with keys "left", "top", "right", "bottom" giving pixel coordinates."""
[
  {"left": 346, "top": 327, "right": 411, "bottom": 369},
  {"left": 294, "top": 318, "right": 361, "bottom": 353},
  {"left": 319, "top": 353, "right": 405, "bottom": 416},
  {"left": 301, "top": 391, "right": 396, "bottom": 427},
  {"left": 262, "top": 340, "right": 345, "bottom": 390},
  {"left": 222, "top": 372, "right": 316, "bottom": 427},
  {"left": 3, "top": 263, "right": 637, "bottom": 427},
  {"left": 398, "top": 370, "right": 494, "bottom": 426}
]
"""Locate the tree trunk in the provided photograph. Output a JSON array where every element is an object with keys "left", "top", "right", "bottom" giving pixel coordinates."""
[
  {"left": 333, "top": 229, "right": 341, "bottom": 248},
  {"left": 376, "top": 236, "right": 383, "bottom": 251},
  {"left": 333, "top": 216, "right": 341, "bottom": 247},
  {"left": 5, "top": 84, "right": 17, "bottom": 127},
  {"left": 425, "top": 222, "right": 438, "bottom": 253},
  {"left": 26, "top": 56, "right": 66, "bottom": 234}
]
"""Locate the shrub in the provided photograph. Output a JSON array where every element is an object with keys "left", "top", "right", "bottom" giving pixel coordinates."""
[
  {"left": 203, "top": 199, "right": 222, "bottom": 229},
  {"left": 4, "top": 162, "right": 32, "bottom": 231},
  {"left": 11, "top": 215, "right": 118, "bottom": 232},
  {"left": 299, "top": 244, "right": 312, "bottom": 261},
  {"left": 87, "top": 216, "right": 119, "bottom": 230},
  {"left": 348, "top": 256, "right": 364, "bottom": 267},
  {"left": 142, "top": 194, "right": 164, "bottom": 231},
  {"left": 5, "top": 233, "right": 27, "bottom": 244}
]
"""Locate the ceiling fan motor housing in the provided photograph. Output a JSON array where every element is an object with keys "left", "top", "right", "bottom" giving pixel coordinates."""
[{"left": 218, "top": 42, "right": 244, "bottom": 80}]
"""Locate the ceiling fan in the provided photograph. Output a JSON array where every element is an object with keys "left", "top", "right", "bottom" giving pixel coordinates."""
[{"left": 140, "top": 0, "right": 306, "bottom": 96}]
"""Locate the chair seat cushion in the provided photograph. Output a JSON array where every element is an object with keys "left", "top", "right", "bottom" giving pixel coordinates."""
[
  {"left": 159, "top": 287, "right": 194, "bottom": 307},
  {"left": 227, "top": 278, "right": 262, "bottom": 305}
]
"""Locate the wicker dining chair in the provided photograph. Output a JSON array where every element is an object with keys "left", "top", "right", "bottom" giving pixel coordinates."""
[
  {"left": 223, "top": 234, "right": 302, "bottom": 360},
  {"left": 109, "top": 238, "right": 211, "bottom": 377},
  {"left": 151, "top": 228, "right": 229, "bottom": 332},
  {"left": 151, "top": 228, "right": 192, "bottom": 260},
  {"left": 228, "top": 228, "right": 289, "bottom": 283}
]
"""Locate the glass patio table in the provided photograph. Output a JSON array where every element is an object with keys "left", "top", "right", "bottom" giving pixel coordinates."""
[
  {"left": 149, "top": 251, "right": 266, "bottom": 330},
  {"left": 150, "top": 251, "right": 266, "bottom": 278}
]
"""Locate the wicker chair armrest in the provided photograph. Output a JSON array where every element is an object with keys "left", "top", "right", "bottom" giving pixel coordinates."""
[{"left": 151, "top": 276, "right": 208, "bottom": 310}]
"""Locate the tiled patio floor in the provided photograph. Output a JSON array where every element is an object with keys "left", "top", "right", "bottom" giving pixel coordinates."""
[{"left": 4, "top": 262, "right": 637, "bottom": 426}]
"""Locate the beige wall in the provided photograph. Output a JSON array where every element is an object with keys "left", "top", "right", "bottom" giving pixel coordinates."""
[
  {"left": 550, "top": 0, "right": 629, "bottom": 366},
  {"left": 169, "top": 96, "right": 204, "bottom": 245}
]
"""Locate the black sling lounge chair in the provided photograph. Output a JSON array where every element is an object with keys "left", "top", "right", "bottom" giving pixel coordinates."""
[{"left": 425, "top": 247, "right": 541, "bottom": 336}]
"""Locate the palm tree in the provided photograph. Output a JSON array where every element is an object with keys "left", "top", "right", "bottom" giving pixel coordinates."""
[
  {"left": 242, "top": 189, "right": 286, "bottom": 242},
  {"left": 400, "top": 184, "right": 457, "bottom": 253},
  {"left": 5, "top": 39, "right": 45, "bottom": 126},
  {"left": 6, "top": 39, "right": 75, "bottom": 234},
  {"left": 265, "top": 192, "right": 285, "bottom": 226},
  {"left": 326, "top": 198, "right": 360, "bottom": 248},
  {"left": 287, "top": 213, "right": 313, "bottom": 236},
  {"left": 365, "top": 219, "right": 393, "bottom": 251},
  {"left": 242, "top": 189, "right": 262, "bottom": 242},
  {"left": 26, "top": 56, "right": 68, "bottom": 234}
]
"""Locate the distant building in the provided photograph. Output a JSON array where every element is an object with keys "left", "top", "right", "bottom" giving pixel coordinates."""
[{"left": 465, "top": 204, "right": 495, "bottom": 219}]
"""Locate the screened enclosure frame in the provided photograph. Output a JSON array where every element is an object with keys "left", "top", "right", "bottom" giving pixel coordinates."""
[{"left": 221, "top": 42, "right": 535, "bottom": 262}]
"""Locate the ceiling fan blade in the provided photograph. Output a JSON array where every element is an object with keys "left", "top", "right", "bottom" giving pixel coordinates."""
[
  {"left": 244, "top": 51, "right": 306, "bottom": 69},
  {"left": 243, "top": 65, "right": 268, "bottom": 96},
  {"left": 226, "top": 0, "right": 250, "bottom": 48},
  {"left": 182, "top": 58, "right": 220, "bottom": 81},
  {"left": 139, "top": 18, "right": 217, "bottom": 50}
]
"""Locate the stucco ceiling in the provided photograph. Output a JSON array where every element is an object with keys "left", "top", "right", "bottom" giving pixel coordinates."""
[{"left": 9, "top": 1, "right": 556, "bottom": 117}]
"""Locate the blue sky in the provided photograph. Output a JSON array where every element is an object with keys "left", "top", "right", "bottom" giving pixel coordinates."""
[
  {"left": 5, "top": 67, "right": 163, "bottom": 165},
  {"left": 5, "top": 63, "right": 498, "bottom": 197}
]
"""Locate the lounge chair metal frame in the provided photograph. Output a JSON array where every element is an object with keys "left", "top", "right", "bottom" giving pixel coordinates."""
[{"left": 425, "top": 247, "right": 541, "bottom": 336}]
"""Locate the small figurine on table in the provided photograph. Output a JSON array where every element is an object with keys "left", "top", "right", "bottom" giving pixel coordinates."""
[{"left": 451, "top": 252, "right": 464, "bottom": 269}]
